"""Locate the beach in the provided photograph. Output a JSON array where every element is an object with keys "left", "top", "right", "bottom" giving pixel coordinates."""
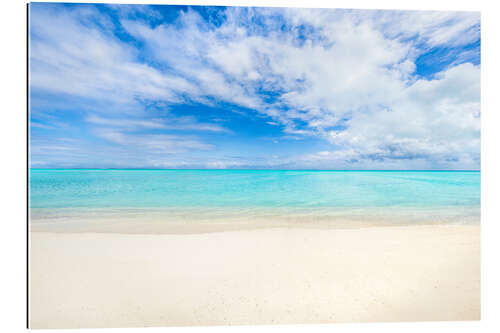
[
  {"left": 29, "top": 223, "right": 480, "bottom": 328},
  {"left": 28, "top": 170, "right": 481, "bottom": 328}
]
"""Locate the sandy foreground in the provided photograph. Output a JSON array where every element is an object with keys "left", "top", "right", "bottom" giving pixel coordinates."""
[{"left": 29, "top": 225, "right": 480, "bottom": 329}]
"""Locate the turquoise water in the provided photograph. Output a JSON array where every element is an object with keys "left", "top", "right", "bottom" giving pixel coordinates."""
[
  {"left": 29, "top": 169, "right": 480, "bottom": 225},
  {"left": 30, "top": 169, "right": 480, "bottom": 208}
]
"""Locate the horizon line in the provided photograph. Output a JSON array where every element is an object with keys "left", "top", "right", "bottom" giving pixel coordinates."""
[{"left": 28, "top": 168, "right": 481, "bottom": 172}]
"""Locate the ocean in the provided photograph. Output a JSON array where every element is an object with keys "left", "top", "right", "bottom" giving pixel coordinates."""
[{"left": 29, "top": 169, "right": 480, "bottom": 227}]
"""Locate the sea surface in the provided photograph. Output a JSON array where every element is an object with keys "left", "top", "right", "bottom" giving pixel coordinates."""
[{"left": 29, "top": 169, "right": 481, "bottom": 227}]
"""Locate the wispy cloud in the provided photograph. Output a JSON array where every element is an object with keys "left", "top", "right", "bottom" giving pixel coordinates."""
[
  {"left": 86, "top": 115, "right": 231, "bottom": 133},
  {"left": 29, "top": 4, "right": 195, "bottom": 105},
  {"left": 94, "top": 129, "right": 213, "bottom": 153}
]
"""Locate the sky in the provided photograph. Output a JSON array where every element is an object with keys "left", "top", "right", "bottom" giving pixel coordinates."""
[{"left": 28, "top": 3, "right": 481, "bottom": 170}]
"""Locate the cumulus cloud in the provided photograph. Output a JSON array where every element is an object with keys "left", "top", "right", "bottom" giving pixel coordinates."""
[{"left": 319, "top": 63, "right": 480, "bottom": 169}]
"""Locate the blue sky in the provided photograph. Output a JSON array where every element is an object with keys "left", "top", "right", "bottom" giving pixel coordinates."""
[{"left": 29, "top": 3, "right": 480, "bottom": 169}]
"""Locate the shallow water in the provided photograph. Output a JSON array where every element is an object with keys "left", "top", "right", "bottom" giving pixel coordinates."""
[{"left": 29, "top": 169, "right": 480, "bottom": 227}]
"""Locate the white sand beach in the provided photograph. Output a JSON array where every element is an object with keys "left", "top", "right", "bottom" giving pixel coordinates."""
[{"left": 29, "top": 224, "right": 480, "bottom": 329}]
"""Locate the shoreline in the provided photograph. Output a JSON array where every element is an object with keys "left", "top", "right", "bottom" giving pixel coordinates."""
[
  {"left": 29, "top": 206, "right": 480, "bottom": 235},
  {"left": 29, "top": 224, "right": 480, "bottom": 328},
  {"left": 29, "top": 219, "right": 479, "bottom": 235}
]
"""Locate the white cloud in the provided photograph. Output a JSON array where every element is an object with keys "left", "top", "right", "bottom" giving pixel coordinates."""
[
  {"left": 315, "top": 63, "right": 480, "bottom": 169},
  {"left": 282, "top": 8, "right": 480, "bottom": 48},
  {"left": 30, "top": 5, "right": 195, "bottom": 106},
  {"left": 94, "top": 129, "right": 213, "bottom": 153},
  {"left": 86, "top": 115, "right": 230, "bottom": 133}
]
